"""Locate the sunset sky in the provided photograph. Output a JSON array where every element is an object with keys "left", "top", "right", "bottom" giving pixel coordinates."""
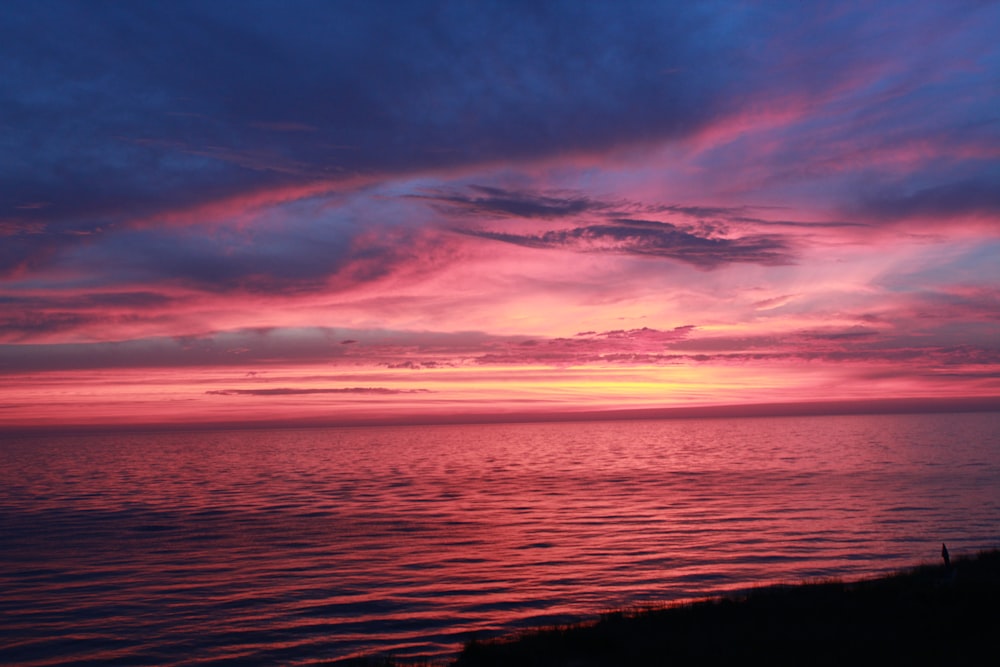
[{"left": 2, "top": 1, "right": 999, "bottom": 430}]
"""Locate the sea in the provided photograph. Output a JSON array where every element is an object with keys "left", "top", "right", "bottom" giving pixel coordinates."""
[{"left": 2, "top": 411, "right": 999, "bottom": 665}]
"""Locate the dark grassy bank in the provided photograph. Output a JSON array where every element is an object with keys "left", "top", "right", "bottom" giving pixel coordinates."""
[
  {"left": 445, "top": 549, "right": 1000, "bottom": 666},
  {"left": 346, "top": 549, "right": 1000, "bottom": 666}
]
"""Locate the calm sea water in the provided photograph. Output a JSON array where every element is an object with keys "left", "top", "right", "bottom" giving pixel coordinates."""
[{"left": 2, "top": 412, "right": 999, "bottom": 665}]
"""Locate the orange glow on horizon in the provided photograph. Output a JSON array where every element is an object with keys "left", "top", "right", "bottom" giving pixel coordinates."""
[{"left": 4, "top": 357, "right": 998, "bottom": 431}]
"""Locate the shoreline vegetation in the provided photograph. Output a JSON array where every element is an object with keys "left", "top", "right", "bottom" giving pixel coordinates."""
[{"left": 348, "top": 549, "right": 1000, "bottom": 666}]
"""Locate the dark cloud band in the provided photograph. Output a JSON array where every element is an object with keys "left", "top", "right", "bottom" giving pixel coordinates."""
[{"left": 459, "top": 219, "right": 793, "bottom": 268}]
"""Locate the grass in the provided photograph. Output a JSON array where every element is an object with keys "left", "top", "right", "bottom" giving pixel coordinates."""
[{"left": 349, "top": 549, "right": 1000, "bottom": 666}]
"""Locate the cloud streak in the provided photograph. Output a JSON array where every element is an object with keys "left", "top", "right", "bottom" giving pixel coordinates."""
[
  {"left": 206, "top": 387, "right": 430, "bottom": 396},
  {"left": 459, "top": 219, "right": 794, "bottom": 268},
  {"left": 415, "top": 186, "right": 611, "bottom": 219}
]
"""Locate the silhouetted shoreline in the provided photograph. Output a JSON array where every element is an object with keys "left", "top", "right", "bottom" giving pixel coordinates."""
[{"left": 349, "top": 549, "right": 1000, "bottom": 666}]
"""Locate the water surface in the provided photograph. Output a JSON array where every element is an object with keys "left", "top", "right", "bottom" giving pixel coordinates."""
[{"left": 2, "top": 412, "right": 999, "bottom": 664}]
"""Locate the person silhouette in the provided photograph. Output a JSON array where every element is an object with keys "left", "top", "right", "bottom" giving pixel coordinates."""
[{"left": 941, "top": 543, "right": 951, "bottom": 569}]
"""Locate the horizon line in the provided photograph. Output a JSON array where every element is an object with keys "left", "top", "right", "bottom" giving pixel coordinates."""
[{"left": 4, "top": 395, "right": 1000, "bottom": 437}]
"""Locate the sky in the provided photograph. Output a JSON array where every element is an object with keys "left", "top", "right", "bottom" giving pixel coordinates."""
[{"left": 2, "top": 0, "right": 999, "bottom": 430}]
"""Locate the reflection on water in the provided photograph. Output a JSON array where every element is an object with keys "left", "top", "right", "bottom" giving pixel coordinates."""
[{"left": 2, "top": 412, "right": 999, "bottom": 664}]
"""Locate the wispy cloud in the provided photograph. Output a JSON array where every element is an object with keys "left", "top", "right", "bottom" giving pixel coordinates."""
[
  {"left": 459, "top": 219, "right": 794, "bottom": 268},
  {"left": 207, "top": 387, "right": 429, "bottom": 396},
  {"left": 414, "top": 185, "right": 610, "bottom": 219}
]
